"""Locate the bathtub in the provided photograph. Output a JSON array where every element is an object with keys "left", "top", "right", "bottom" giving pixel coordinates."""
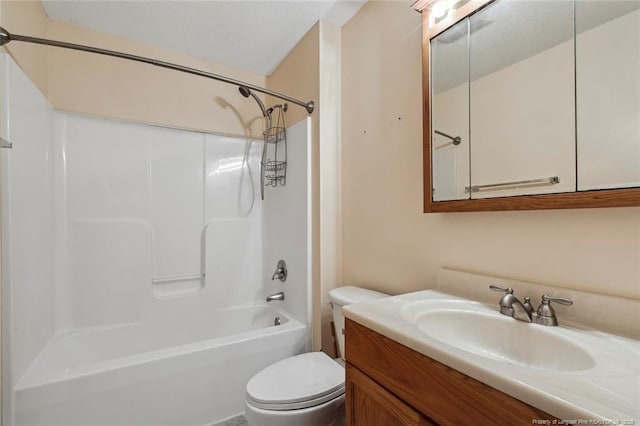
[{"left": 13, "top": 305, "right": 308, "bottom": 425}]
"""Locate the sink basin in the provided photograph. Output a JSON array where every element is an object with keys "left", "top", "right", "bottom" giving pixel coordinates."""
[{"left": 404, "top": 302, "right": 595, "bottom": 372}]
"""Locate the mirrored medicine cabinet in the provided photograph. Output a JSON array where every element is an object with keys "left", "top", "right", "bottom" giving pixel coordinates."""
[{"left": 422, "top": 0, "right": 640, "bottom": 212}]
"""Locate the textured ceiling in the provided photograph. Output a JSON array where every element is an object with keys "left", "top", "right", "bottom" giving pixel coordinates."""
[{"left": 42, "top": 0, "right": 368, "bottom": 75}]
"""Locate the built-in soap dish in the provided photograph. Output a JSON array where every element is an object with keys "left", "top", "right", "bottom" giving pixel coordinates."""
[{"left": 152, "top": 274, "right": 204, "bottom": 298}]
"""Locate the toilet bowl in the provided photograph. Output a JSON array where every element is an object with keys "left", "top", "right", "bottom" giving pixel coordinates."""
[{"left": 244, "top": 286, "right": 387, "bottom": 426}]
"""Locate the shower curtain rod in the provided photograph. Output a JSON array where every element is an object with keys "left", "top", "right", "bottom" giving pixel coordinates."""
[{"left": 0, "top": 26, "right": 315, "bottom": 114}]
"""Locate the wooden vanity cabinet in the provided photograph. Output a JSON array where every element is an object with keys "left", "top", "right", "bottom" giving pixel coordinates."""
[
  {"left": 344, "top": 319, "right": 556, "bottom": 425},
  {"left": 346, "top": 364, "right": 435, "bottom": 426}
]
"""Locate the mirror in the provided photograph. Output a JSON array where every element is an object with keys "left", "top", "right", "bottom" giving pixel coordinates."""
[
  {"left": 468, "top": 0, "right": 575, "bottom": 199},
  {"left": 428, "top": 0, "right": 640, "bottom": 209},
  {"left": 431, "top": 18, "right": 469, "bottom": 201},
  {"left": 576, "top": 1, "right": 640, "bottom": 190}
]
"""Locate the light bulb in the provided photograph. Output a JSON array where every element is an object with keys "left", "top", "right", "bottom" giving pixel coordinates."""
[{"left": 432, "top": 2, "right": 450, "bottom": 20}]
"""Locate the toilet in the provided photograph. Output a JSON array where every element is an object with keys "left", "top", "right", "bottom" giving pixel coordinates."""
[{"left": 244, "top": 286, "right": 388, "bottom": 426}]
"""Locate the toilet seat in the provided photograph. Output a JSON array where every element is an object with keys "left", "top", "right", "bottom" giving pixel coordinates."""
[{"left": 246, "top": 352, "right": 345, "bottom": 411}]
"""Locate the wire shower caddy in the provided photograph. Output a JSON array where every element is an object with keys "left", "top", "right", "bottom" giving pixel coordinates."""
[{"left": 261, "top": 104, "right": 287, "bottom": 199}]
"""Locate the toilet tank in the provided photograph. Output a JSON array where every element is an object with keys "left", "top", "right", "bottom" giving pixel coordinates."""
[{"left": 329, "top": 286, "right": 388, "bottom": 360}]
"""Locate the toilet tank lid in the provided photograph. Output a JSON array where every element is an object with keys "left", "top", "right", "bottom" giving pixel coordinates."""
[{"left": 328, "top": 286, "right": 388, "bottom": 306}]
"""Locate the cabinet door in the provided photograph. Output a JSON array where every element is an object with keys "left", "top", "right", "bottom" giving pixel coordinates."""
[
  {"left": 345, "top": 364, "right": 435, "bottom": 426},
  {"left": 576, "top": 2, "right": 640, "bottom": 190}
]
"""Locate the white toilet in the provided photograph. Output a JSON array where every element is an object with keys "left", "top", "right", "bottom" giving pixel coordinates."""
[{"left": 244, "top": 286, "right": 387, "bottom": 426}]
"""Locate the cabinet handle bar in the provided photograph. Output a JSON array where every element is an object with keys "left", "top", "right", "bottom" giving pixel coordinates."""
[{"left": 465, "top": 176, "right": 559, "bottom": 193}]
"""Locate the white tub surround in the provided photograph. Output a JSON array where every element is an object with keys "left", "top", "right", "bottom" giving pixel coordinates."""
[
  {"left": 1, "top": 52, "right": 312, "bottom": 425},
  {"left": 344, "top": 269, "right": 640, "bottom": 422}
]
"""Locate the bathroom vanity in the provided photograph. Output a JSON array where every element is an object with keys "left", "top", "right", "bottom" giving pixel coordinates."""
[
  {"left": 343, "top": 269, "right": 640, "bottom": 425},
  {"left": 344, "top": 319, "right": 553, "bottom": 425}
]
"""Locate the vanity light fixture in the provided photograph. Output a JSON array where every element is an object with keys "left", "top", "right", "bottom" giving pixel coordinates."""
[
  {"left": 431, "top": 1, "right": 451, "bottom": 20},
  {"left": 412, "top": 0, "right": 471, "bottom": 22}
]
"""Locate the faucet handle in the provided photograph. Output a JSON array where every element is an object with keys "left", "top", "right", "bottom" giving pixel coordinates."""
[
  {"left": 534, "top": 294, "right": 573, "bottom": 326},
  {"left": 489, "top": 285, "right": 513, "bottom": 294},
  {"left": 536, "top": 294, "right": 572, "bottom": 317},
  {"left": 271, "top": 259, "right": 287, "bottom": 282},
  {"left": 540, "top": 294, "right": 573, "bottom": 306}
]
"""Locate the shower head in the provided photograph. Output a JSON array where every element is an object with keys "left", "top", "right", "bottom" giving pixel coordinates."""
[
  {"left": 239, "top": 86, "right": 269, "bottom": 118},
  {"left": 0, "top": 27, "right": 10, "bottom": 46},
  {"left": 238, "top": 86, "right": 251, "bottom": 98}
]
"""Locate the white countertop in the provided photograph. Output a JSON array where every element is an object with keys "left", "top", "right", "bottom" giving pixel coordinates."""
[{"left": 344, "top": 289, "right": 640, "bottom": 422}]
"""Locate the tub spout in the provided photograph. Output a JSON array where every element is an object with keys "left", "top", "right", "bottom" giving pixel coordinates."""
[{"left": 266, "top": 291, "right": 285, "bottom": 302}]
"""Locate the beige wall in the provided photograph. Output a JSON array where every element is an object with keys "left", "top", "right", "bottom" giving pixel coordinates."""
[
  {"left": 0, "top": 0, "right": 49, "bottom": 95},
  {"left": 342, "top": 2, "right": 640, "bottom": 301},
  {"left": 46, "top": 19, "right": 266, "bottom": 138},
  {"left": 266, "top": 23, "right": 319, "bottom": 128},
  {"left": 1, "top": 0, "right": 267, "bottom": 138}
]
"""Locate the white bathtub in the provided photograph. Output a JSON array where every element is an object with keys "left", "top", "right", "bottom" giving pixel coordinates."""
[{"left": 13, "top": 305, "right": 307, "bottom": 425}]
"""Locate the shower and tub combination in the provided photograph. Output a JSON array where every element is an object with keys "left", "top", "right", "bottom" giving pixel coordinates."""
[{"left": 0, "top": 28, "right": 314, "bottom": 425}]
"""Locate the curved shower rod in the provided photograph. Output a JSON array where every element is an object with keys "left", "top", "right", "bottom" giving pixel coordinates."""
[{"left": 0, "top": 26, "right": 315, "bottom": 114}]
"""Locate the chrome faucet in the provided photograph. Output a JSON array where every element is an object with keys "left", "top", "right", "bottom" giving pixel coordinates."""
[
  {"left": 266, "top": 291, "right": 285, "bottom": 302},
  {"left": 489, "top": 285, "right": 573, "bottom": 326},
  {"left": 490, "top": 285, "right": 532, "bottom": 322},
  {"left": 271, "top": 259, "right": 287, "bottom": 282}
]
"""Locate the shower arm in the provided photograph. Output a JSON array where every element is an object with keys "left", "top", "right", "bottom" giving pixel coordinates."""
[
  {"left": 0, "top": 26, "right": 315, "bottom": 114},
  {"left": 434, "top": 130, "right": 461, "bottom": 145}
]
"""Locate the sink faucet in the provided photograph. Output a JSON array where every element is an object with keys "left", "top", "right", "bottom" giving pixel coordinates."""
[
  {"left": 490, "top": 285, "right": 573, "bottom": 326},
  {"left": 489, "top": 285, "right": 532, "bottom": 322},
  {"left": 266, "top": 291, "right": 285, "bottom": 302}
]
